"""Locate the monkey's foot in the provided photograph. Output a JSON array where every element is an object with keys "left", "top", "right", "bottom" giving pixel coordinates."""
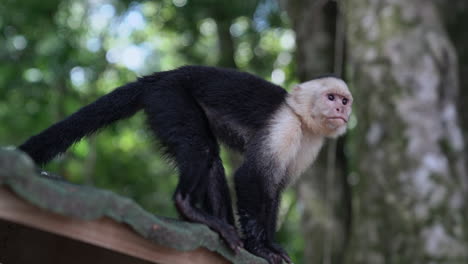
[
  {"left": 217, "top": 222, "right": 244, "bottom": 253},
  {"left": 268, "top": 242, "right": 292, "bottom": 263},
  {"left": 245, "top": 242, "right": 288, "bottom": 264},
  {"left": 174, "top": 192, "right": 243, "bottom": 252}
]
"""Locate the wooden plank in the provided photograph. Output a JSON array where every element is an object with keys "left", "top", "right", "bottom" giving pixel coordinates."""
[{"left": 0, "top": 187, "right": 229, "bottom": 264}]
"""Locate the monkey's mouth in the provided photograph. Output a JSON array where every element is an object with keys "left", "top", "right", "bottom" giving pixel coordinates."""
[{"left": 327, "top": 116, "right": 348, "bottom": 123}]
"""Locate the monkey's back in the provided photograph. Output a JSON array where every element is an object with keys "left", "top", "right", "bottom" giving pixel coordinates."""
[
  {"left": 184, "top": 66, "right": 287, "bottom": 127},
  {"left": 180, "top": 66, "right": 287, "bottom": 150}
]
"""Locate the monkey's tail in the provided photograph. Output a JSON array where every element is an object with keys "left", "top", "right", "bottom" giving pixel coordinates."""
[{"left": 19, "top": 81, "right": 145, "bottom": 166}]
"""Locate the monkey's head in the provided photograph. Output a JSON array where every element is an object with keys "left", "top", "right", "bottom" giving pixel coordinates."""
[{"left": 287, "top": 77, "right": 353, "bottom": 138}]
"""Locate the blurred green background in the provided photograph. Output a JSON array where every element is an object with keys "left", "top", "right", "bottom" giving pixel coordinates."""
[{"left": 1, "top": 0, "right": 468, "bottom": 263}]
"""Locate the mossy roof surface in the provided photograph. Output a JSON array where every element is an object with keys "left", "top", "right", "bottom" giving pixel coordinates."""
[{"left": 0, "top": 148, "right": 266, "bottom": 264}]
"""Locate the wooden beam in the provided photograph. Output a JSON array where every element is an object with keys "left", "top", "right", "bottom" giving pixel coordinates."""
[{"left": 0, "top": 187, "right": 229, "bottom": 264}]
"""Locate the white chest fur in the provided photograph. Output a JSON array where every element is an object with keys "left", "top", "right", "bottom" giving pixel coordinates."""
[
  {"left": 286, "top": 132, "right": 323, "bottom": 183},
  {"left": 267, "top": 105, "right": 324, "bottom": 185}
]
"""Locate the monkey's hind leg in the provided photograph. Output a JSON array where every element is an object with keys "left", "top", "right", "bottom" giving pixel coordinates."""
[
  {"left": 172, "top": 147, "right": 242, "bottom": 252},
  {"left": 200, "top": 157, "right": 235, "bottom": 227},
  {"left": 143, "top": 84, "right": 241, "bottom": 251}
]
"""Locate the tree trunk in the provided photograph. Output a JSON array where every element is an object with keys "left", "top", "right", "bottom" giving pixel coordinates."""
[
  {"left": 439, "top": 0, "right": 468, "bottom": 167},
  {"left": 284, "top": 1, "right": 351, "bottom": 263},
  {"left": 216, "top": 19, "right": 237, "bottom": 68},
  {"left": 345, "top": 0, "right": 468, "bottom": 262},
  {"left": 284, "top": 0, "right": 335, "bottom": 80}
]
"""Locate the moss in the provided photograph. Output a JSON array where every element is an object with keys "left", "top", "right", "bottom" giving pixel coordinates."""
[{"left": 0, "top": 147, "right": 267, "bottom": 264}]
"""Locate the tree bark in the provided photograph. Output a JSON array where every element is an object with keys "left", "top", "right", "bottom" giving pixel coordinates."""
[
  {"left": 284, "top": 0, "right": 336, "bottom": 80},
  {"left": 216, "top": 19, "right": 237, "bottom": 68},
  {"left": 439, "top": 0, "right": 468, "bottom": 166},
  {"left": 284, "top": 1, "right": 351, "bottom": 263},
  {"left": 345, "top": 0, "right": 468, "bottom": 262}
]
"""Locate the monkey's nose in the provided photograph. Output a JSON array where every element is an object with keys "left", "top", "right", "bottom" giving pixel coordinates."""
[{"left": 335, "top": 107, "right": 342, "bottom": 113}]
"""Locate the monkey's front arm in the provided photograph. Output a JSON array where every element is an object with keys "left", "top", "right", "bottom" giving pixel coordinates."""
[{"left": 234, "top": 161, "right": 292, "bottom": 264}]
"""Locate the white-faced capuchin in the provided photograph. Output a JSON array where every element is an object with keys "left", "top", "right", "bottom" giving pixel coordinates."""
[{"left": 19, "top": 65, "right": 353, "bottom": 264}]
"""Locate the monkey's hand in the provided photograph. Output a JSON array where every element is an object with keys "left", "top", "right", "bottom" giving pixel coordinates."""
[{"left": 245, "top": 241, "right": 290, "bottom": 264}]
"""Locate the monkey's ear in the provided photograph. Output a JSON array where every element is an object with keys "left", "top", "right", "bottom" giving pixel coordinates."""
[
  {"left": 291, "top": 84, "right": 303, "bottom": 102},
  {"left": 293, "top": 84, "right": 303, "bottom": 92}
]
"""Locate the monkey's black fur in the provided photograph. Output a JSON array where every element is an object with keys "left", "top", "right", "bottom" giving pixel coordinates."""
[{"left": 19, "top": 66, "right": 290, "bottom": 263}]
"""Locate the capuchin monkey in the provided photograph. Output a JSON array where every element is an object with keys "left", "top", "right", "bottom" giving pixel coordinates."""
[{"left": 19, "top": 65, "right": 352, "bottom": 264}]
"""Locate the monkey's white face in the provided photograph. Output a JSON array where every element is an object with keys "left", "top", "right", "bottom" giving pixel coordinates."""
[{"left": 287, "top": 77, "right": 353, "bottom": 138}]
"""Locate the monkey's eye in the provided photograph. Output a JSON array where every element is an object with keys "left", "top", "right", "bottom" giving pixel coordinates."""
[
  {"left": 327, "top": 94, "right": 335, "bottom": 101},
  {"left": 342, "top": 98, "right": 348, "bottom": 105}
]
